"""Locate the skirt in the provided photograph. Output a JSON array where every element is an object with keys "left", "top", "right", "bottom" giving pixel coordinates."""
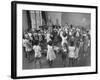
[{"left": 47, "top": 49, "right": 56, "bottom": 61}]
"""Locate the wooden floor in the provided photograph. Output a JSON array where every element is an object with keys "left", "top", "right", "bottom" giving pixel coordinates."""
[{"left": 22, "top": 45, "right": 91, "bottom": 69}]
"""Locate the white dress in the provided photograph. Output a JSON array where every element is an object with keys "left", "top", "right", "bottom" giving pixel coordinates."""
[
  {"left": 46, "top": 33, "right": 51, "bottom": 43},
  {"left": 23, "top": 39, "right": 28, "bottom": 48},
  {"left": 65, "top": 28, "right": 68, "bottom": 34},
  {"left": 68, "top": 46, "right": 75, "bottom": 58},
  {"left": 33, "top": 45, "right": 41, "bottom": 58},
  {"left": 28, "top": 32, "right": 33, "bottom": 40},
  {"left": 23, "top": 39, "right": 32, "bottom": 52},
  {"left": 60, "top": 31, "right": 68, "bottom": 47},
  {"left": 74, "top": 48, "right": 79, "bottom": 59},
  {"left": 47, "top": 45, "right": 56, "bottom": 61},
  {"left": 76, "top": 31, "right": 80, "bottom": 37}
]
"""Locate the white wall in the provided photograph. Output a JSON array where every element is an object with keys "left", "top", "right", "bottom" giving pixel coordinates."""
[
  {"left": 0, "top": 0, "right": 99, "bottom": 80},
  {"left": 47, "top": 11, "right": 62, "bottom": 25},
  {"left": 62, "top": 12, "right": 90, "bottom": 28}
]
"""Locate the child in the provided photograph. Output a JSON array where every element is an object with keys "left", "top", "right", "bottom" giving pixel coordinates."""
[
  {"left": 27, "top": 32, "right": 33, "bottom": 40},
  {"left": 60, "top": 31, "right": 68, "bottom": 47},
  {"left": 74, "top": 41, "right": 80, "bottom": 65},
  {"left": 23, "top": 38, "right": 28, "bottom": 58},
  {"left": 68, "top": 41, "right": 76, "bottom": 67},
  {"left": 47, "top": 41, "right": 56, "bottom": 67},
  {"left": 46, "top": 32, "right": 52, "bottom": 43},
  {"left": 23, "top": 33, "right": 33, "bottom": 61},
  {"left": 61, "top": 43, "right": 69, "bottom": 67},
  {"left": 38, "top": 32, "right": 43, "bottom": 45},
  {"left": 33, "top": 41, "right": 42, "bottom": 68}
]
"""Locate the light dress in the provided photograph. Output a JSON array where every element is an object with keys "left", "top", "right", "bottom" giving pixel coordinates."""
[
  {"left": 28, "top": 32, "right": 32, "bottom": 40},
  {"left": 68, "top": 46, "right": 75, "bottom": 58},
  {"left": 47, "top": 45, "right": 56, "bottom": 61},
  {"left": 74, "top": 47, "right": 79, "bottom": 59},
  {"left": 23, "top": 39, "right": 32, "bottom": 52},
  {"left": 46, "top": 33, "right": 51, "bottom": 43},
  {"left": 76, "top": 31, "right": 80, "bottom": 37},
  {"left": 60, "top": 31, "right": 68, "bottom": 47},
  {"left": 23, "top": 39, "right": 28, "bottom": 48},
  {"left": 33, "top": 45, "right": 41, "bottom": 58}
]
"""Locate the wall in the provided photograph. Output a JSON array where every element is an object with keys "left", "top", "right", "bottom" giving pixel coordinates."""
[
  {"left": 47, "top": 11, "right": 62, "bottom": 25},
  {"left": 62, "top": 12, "right": 91, "bottom": 28}
]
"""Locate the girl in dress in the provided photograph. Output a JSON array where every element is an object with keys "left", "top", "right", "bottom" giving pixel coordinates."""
[
  {"left": 68, "top": 40, "right": 76, "bottom": 66},
  {"left": 33, "top": 41, "right": 42, "bottom": 68},
  {"left": 46, "top": 32, "right": 52, "bottom": 43},
  {"left": 23, "top": 33, "right": 33, "bottom": 61},
  {"left": 38, "top": 32, "right": 43, "bottom": 45},
  {"left": 61, "top": 43, "right": 69, "bottom": 67},
  {"left": 23, "top": 38, "right": 28, "bottom": 58},
  {"left": 60, "top": 31, "right": 68, "bottom": 47},
  {"left": 74, "top": 40, "right": 80, "bottom": 65},
  {"left": 47, "top": 41, "right": 56, "bottom": 67},
  {"left": 23, "top": 33, "right": 28, "bottom": 58},
  {"left": 27, "top": 32, "right": 33, "bottom": 41}
]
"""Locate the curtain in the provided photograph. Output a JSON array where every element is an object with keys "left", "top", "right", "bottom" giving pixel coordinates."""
[
  {"left": 30, "top": 10, "right": 42, "bottom": 30},
  {"left": 26, "top": 10, "right": 32, "bottom": 31}
]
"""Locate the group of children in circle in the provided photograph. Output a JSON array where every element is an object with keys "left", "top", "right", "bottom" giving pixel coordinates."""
[{"left": 23, "top": 24, "right": 90, "bottom": 68}]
